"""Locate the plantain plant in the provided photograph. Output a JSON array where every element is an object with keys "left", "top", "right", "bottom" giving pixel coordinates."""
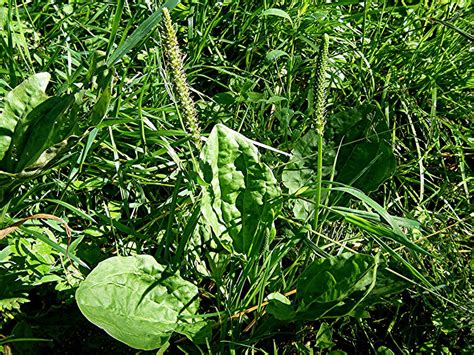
[{"left": 74, "top": 7, "right": 430, "bottom": 351}]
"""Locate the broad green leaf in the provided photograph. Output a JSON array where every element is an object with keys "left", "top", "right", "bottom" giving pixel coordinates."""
[
  {"left": 283, "top": 104, "right": 396, "bottom": 215},
  {"left": 328, "top": 104, "right": 396, "bottom": 194},
  {"left": 282, "top": 131, "right": 332, "bottom": 220},
  {"left": 296, "top": 253, "right": 379, "bottom": 319},
  {"left": 76, "top": 255, "right": 201, "bottom": 350},
  {"left": 377, "top": 346, "right": 396, "bottom": 355},
  {"left": 3, "top": 94, "right": 73, "bottom": 172},
  {"left": 13, "top": 95, "right": 74, "bottom": 172},
  {"left": 0, "top": 73, "right": 50, "bottom": 161},
  {"left": 261, "top": 8, "right": 293, "bottom": 26},
  {"left": 175, "top": 320, "right": 213, "bottom": 344},
  {"left": 200, "top": 124, "right": 281, "bottom": 254},
  {"left": 354, "top": 268, "right": 409, "bottom": 308},
  {"left": 268, "top": 253, "right": 380, "bottom": 321}
]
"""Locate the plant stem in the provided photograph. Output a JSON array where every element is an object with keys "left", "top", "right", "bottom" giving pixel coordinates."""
[{"left": 314, "top": 132, "right": 324, "bottom": 232}]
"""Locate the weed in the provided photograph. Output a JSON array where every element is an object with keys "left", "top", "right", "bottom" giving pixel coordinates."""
[{"left": 0, "top": 1, "right": 472, "bottom": 353}]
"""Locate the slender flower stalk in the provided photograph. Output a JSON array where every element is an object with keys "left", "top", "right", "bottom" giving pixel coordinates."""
[
  {"left": 162, "top": 7, "right": 202, "bottom": 149},
  {"left": 313, "top": 34, "right": 329, "bottom": 232}
]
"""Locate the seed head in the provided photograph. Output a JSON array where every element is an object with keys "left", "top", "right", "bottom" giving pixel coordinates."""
[
  {"left": 314, "top": 34, "right": 329, "bottom": 135},
  {"left": 162, "top": 7, "right": 201, "bottom": 149}
]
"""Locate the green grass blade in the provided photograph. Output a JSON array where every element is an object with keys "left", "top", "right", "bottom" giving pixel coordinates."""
[
  {"left": 44, "top": 198, "right": 96, "bottom": 224},
  {"left": 107, "top": 0, "right": 179, "bottom": 66},
  {"left": 19, "top": 226, "right": 89, "bottom": 269}
]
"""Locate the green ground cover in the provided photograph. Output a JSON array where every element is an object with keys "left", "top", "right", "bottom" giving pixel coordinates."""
[{"left": 0, "top": 0, "right": 472, "bottom": 353}]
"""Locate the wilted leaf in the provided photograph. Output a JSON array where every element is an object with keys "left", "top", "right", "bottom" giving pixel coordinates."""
[
  {"left": 0, "top": 73, "right": 50, "bottom": 161},
  {"left": 200, "top": 124, "right": 281, "bottom": 254},
  {"left": 76, "top": 255, "right": 202, "bottom": 350}
]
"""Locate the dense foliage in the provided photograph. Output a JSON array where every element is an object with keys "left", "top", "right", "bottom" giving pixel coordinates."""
[{"left": 0, "top": 0, "right": 472, "bottom": 353}]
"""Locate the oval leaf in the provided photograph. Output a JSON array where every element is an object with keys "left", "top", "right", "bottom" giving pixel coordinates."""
[
  {"left": 200, "top": 124, "right": 281, "bottom": 255},
  {"left": 0, "top": 73, "right": 50, "bottom": 161},
  {"left": 329, "top": 104, "right": 396, "bottom": 194},
  {"left": 13, "top": 95, "right": 75, "bottom": 172},
  {"left": 76, "top": 255, "right": 199, "bottom": 350},
  {"left": 296, "top": 253, "right": 379, "bottom": 319}
]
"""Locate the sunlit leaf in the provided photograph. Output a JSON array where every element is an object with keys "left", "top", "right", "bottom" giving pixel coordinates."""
[
  {"left": 13, "top": 95, "right": 75, "bottom": 172},
  {"left": 0, "top": 73, "right": 50, "bottom": 161},
  {"left": 266, "top": 49, "right": 289, "bottom": 61},
  {"left": 200, "top": 124, "right": 281, "bottom": 254},
  {"left": 106, "top": 0, "right": 179, "bottom": 65},
  {"left": 76, "top": 255, "right": 204, "bottom": 350},
  {"left": 261, "top": 8, "right": 293, "bottom": 26}
]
